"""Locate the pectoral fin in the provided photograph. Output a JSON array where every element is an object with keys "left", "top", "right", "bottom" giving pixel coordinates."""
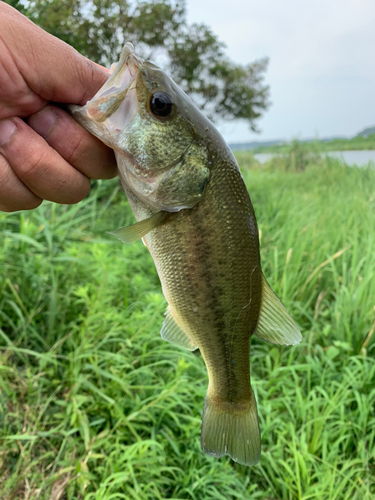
[
  {"left": 108, "top": 211, "right": 168, "bottom": 244},
  {"left": 254, "top": 274, "right": 302, "bottom": 345},
  {"left": 161, "top": 307, "right": 198, "bottom": 351}
]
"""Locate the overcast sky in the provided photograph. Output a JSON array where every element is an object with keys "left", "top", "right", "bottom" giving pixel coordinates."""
[{"left": 186, "top": 0, "right": 375, "bottom": 143}]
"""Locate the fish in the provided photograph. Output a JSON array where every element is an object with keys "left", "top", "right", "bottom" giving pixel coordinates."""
[{"left": 69, "top": 43, "right": 301, "bottom": 467}]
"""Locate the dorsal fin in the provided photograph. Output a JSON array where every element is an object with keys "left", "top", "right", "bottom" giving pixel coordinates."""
[
  {"left": 107, "top": 211, "right": 168, "bottom": 244},
  {"left": 254, "top": 274, "right": 302, "bottom": 345},
  {"left": 161, "top": 307, "right": 198, "bottom": 351}
]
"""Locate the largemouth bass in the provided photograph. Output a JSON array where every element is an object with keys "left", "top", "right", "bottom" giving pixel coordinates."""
[{"left": 70, "top": 43, "right": 301, "bottom": 466}]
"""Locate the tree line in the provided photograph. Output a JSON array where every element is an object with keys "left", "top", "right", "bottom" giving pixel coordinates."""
[{"left": 7, "top": 0, "right": 270, "bottom": 131}]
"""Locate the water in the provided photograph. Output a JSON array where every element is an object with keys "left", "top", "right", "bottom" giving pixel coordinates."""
[
  {"left": 253, "top": 150, "right": 375, "bottom": 167},
  {"left": 324, "top": 150, "right": 375, "bottom": 166},
  {"left": 253, "top": 153, "right": 277, "bottom": 164}
]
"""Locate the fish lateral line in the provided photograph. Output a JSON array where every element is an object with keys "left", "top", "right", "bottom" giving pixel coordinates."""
[{"left": 68, "top": 41, "right": 302, "bottom": 468}]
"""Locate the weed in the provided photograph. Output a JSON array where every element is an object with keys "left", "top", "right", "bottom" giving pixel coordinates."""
[{"left": 0, "top": 159, "right": 374, "bottom": 499}]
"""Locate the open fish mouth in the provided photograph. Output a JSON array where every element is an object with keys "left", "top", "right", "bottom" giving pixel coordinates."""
[{"left": 77, "top": 43, "right": 143, "bottom": 139}]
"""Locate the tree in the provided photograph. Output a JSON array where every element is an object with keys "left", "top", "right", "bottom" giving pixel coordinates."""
[{"left": 7, "top": 0, "right": 270, "bottom": 131}]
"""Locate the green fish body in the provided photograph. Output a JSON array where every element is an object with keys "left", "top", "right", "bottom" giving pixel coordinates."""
[{"left": 70, "top": 43, "right": 301, "bottom": 466}]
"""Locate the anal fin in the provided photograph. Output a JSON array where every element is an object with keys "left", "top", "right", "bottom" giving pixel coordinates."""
[
  {"left": 254, "top": 274, "right": 302, "bottom": 345},
  {"left": 161, "top": 307, "right": 198, "bottom": 351},
  {"left": 108, "top": 211, "right": 168, "bottom": 244}
]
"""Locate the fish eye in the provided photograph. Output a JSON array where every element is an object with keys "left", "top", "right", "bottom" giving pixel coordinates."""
[{"left": 149, "top": 92, "right": 174, "bottom": 118}]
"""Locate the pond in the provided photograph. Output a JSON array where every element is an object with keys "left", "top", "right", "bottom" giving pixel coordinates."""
[{"left": 253, "top": 150, "right": 375, "bottom": 167}]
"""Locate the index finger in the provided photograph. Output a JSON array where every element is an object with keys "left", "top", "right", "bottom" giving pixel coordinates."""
[{"left": 0, "top": 3, "right": 109, "bottom": 108}]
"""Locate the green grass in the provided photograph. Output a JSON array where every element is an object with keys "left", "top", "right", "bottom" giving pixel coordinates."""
[
  {"left": 252, "top": 134, "right": 375, "bottom": 153},
  {"left": 0, "top": 157, "right": 374, "bottom": 499}
]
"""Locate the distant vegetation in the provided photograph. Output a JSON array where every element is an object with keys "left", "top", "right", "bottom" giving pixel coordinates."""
[
  {"left": 356, "top": 126, "right": 375, "bottom": 137},
  {"left": 239, "top": 139, "right": 322, "bottom": 171},
  {"left": 1, "top": 155, "right": 374, "bottom": 499},
  {"left": 251, "top": 134, "right": 375, "bottom": 153}
]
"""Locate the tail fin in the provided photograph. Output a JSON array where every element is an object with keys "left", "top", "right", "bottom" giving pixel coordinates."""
[{"left": 201, "top": 391, "right": 261, "bottom": 466}]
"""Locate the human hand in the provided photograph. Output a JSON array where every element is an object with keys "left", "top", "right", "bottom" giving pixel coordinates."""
[{"left": 0, "top": 2, "right": 117, "bottom": 212}]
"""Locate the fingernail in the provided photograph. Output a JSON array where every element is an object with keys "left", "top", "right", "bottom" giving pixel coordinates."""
[
  {"left": 0, "top": 120, "right": 17, "bottom": 147},
  {"left": 30, "top": 107, "right": 59, "bottom": 138}
]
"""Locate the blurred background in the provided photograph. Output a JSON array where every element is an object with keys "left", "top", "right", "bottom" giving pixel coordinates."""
[{"left": 1, "top": 1, "right": 374, "bottom": 499}]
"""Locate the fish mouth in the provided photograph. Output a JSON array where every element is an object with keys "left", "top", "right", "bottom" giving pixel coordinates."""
[{"left": 84, "top": 42, "right": 142, "bottom": 131}]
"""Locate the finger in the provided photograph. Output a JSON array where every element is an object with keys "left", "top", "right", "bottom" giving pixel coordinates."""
[
  {"left": 1, "top": 4, "right": 109, "bottom": 107},
  {"left": 0, "top": 151, "right": 42, "bottom": 212},
  {"left": 0, "top": 118, "right": 90, "bottom": 204},
  {"left": 0, "top": 35, "right": 47, "bottom": 119},
  {"left": 28, "top": 106, "right": 117, "bottom": 180}
]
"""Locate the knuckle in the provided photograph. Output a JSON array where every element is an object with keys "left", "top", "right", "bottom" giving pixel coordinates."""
[
  {"left": 0, "top": 160, "right": 13, "bottom": 187},
  {"left": 21, "top": 146, "right": 49, "bottom": 177},
  {"left": 66, "top": 133, "right": 86, "bottom": 166}
]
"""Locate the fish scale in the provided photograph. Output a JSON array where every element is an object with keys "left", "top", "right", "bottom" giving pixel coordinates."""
[
  {"left": 69, "top": 42, "right": 301, "bottom": 466},
  {"left": 141, "top": 156, "right": 261, "bottom": 422}
]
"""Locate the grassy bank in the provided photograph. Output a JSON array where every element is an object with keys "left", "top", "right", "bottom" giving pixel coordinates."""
[
  {"left": 0, "top": 155, "right": 374, "bottom": 499},
  {"left": 252, "top": 134, "right": 375, "bottom": 153}
]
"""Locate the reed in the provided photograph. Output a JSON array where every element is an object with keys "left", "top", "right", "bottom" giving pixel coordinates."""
[{"left": 0, "top": 157, "right": 374, "bottom": 499}]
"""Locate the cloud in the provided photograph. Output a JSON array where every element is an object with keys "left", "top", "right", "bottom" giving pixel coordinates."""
[{"left": 186, "top": 0, "right": 375, "bottom": 141}]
